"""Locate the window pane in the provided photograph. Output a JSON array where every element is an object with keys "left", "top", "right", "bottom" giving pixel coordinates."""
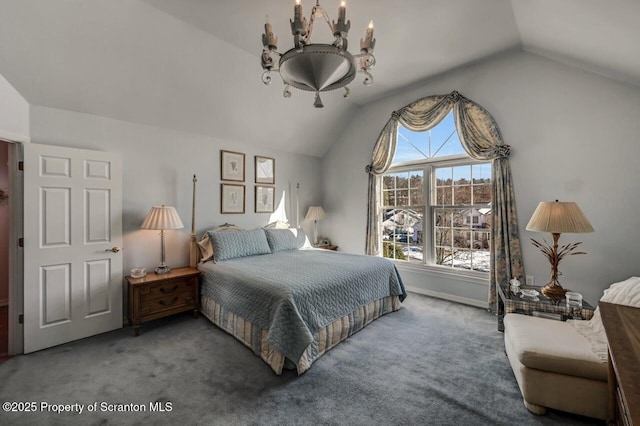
[
  {"left": 382, "top": 241, "right": 406, "bottom": 261},
  {"left": 409, "top": 171, "right": 423, "bottom": 190},
  {"left": 410, "top": 189, "right": 423, "bottom": 206},
  {"left": 436, "top": 187, "right": 452, "bottom": 205},
  {"left": 431, "top": 113, "right": 465, "bottom": 157},
  {"left": 453, "top": 166, "right": 471, "bottom": 185},
  {"left": 382, "top": 207, "right": 424, "bottom": 263},
  {"left": 474, "top": 230, "right": 491, "bottom": 251},
  {"left": 473, "top": 184, "right": 491, "bottom": 204},
  {"left": 435, "top": 167, "right": 452, "bottom": 186},
  {"left": 435, "top": 228, "right": 451, "bottom": 247},
  {"left": 395, "top": 127, "right": 429, "bottom": 163},
  {"left": 472, "top": 163, "right": 491, "bottom": 183},
  {"left": 393, "top": 112, "right": 465, "bottom": 164},
  {"left": 454, "top": 231, "right": 471, "bottom": 249},
  {"left": 470, "top": 250, "right": 490, "bottom": 272},
  {"left": 396, "top": 173, "right": 409, "bottom": 189},
  {"left": 435, "top": 246, "right": 453, "bottom": 266},
  {"left": 396, "top": 189, "right": 409, "bottom": 205},
  {"left": 382, "top": 190, "right": 394, "bottom": 206},
  {"left": 453, "top": 185, "right": 471, "bottom": 204},
  {"left": 451, "top": 209, "right": 468, "bottom": 227},
  {"left": 382, "top": 175, "right": 395, "bottom": 190},
  {"left": 435, "top": 208, "right": 452, "bottom": 226}
]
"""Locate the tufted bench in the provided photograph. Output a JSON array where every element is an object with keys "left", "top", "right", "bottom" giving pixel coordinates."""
[{"left": 503, "top": 313, "right": 608, "bottom": 419}]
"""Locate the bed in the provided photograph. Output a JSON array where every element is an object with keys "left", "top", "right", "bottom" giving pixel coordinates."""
[{"left": 191, "top": 223, "right": 406, "bottom": 375}]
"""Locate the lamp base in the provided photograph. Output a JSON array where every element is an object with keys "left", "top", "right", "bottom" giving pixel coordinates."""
[
  {"left": 155, "top": 265, "right": 171, "bottom": 275},
  {"left": 541, "top": 284, "right": 567, "bottom": 299}
]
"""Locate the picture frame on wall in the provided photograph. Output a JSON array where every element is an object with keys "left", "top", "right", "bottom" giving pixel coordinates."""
[
  {"left": 221, "top": 150, "right": 245, "bottom": 182},
  {"left": 221, "top": 183, "right": 245, "bottom": 214},
  {"left": 255, "top": 156, "right": 275, "bottom": 184},
  {"left": 255, "top": 185, "right": 275, "bottom": 213}
]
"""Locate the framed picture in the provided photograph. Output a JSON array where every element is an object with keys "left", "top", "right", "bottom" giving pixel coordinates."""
[
  {"left": 221, "top": 150, "right": 245, "bottom": 182},
  {"left": 255, "top": 185, "right": 275, "bottom": 213},
  {"left": 255, "top": 156, "right": 275, "bottom": 184},
  {"left": 221, "top": 184, "right": 245, "bottom": 214}
]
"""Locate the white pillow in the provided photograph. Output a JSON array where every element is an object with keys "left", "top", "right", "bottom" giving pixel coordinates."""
[
  {"left": 570, "top": 276, "right": 640, "bottom": 361},
  {"left": 599, "top": 276, "right": 640, "bottom": 306}
]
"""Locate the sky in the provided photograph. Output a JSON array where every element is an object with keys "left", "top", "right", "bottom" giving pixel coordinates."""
[
  {"left": 392, "top": 111, "right": 491, "bottom": 182},
  {"left": 394, "top": 111, "right": 465, "bottom": 162}
]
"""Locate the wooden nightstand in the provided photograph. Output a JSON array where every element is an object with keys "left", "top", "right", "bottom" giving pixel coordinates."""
[
  {"left": 127, "top": 266, "right": 200, "bottom": 336},
  {"left": 315, "top": 244, "right": 338, "bottom": 251}
]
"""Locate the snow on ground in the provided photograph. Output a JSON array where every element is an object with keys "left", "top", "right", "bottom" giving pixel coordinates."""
[{"left": 401, "top": 247, "right": 490, "bottom": 272}]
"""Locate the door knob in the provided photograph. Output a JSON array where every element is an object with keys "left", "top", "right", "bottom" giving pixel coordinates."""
[{"left": 104, "top": 247, "right": 121, "bottom": 253}]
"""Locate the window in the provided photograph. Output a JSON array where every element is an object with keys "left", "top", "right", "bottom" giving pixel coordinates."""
[{"left": 380, "top": 112, "right": 491, "bottom": 273}]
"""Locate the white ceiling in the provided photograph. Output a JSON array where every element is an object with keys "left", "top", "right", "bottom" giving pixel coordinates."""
[{"left": 0, "top": 0, "right": 638, "bottom": 157}]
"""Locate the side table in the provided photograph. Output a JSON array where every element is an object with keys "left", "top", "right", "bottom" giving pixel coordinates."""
[
  {"left": 496, "top": 281, "right": 594, "bottom": 331},
  {"left": 127, "top": 266, "right": 201, "bottom": 336}
]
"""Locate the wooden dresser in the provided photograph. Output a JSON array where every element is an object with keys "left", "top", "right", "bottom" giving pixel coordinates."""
[
  {"left": 127, "top": 267, "right": 201, "bottom": 336},
  {"left": 599, "top": 302, "right": 640, "bottom": 426}
]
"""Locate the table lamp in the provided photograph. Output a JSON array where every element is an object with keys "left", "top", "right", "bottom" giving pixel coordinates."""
[
  {"left": 526, "top": 200, "right": 594, "bottom": 298},
  {"left": 141, "top": 205, "right": 184, "bottom": 274},
  {"left": 305, "top": 206, "right": 325, "bottom": 246}
]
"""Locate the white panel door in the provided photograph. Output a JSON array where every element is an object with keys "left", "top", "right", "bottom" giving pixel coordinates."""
[{"left": 23, "top": 143, "right": 123, "bottom": 353}]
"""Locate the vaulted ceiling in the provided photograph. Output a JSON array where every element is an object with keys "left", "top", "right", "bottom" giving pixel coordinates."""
[{"left": 0, "top": 0, "right": 638, "bottom": 157}]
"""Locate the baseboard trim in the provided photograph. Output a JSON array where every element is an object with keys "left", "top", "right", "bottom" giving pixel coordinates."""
[
  {"left": 0, "top": 299, "right": 7, "bottom": 308},
  {"left": 406, "top": 286, "right": 488, "bottom": 309}
]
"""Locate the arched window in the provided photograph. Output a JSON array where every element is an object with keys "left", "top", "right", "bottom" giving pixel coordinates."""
[
  {"left": 365, "top": 91, "right": 524, "bottom": 308},
  {"left": 381, "top": 111, "right": 492, "bottom": 272}
]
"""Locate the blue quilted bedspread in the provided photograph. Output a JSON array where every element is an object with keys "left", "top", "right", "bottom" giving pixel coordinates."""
[{"left": 199, "top": 249, "right": 406, "bottom": 365}]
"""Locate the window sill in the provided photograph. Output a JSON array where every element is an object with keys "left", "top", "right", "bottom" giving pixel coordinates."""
[{"left": 392, "top": 261, "right": 490, "bottom": 287}]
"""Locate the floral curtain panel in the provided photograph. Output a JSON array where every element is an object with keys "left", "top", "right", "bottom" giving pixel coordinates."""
[{"left": 365, "top": 90, "right": 524, "bottom": 309}]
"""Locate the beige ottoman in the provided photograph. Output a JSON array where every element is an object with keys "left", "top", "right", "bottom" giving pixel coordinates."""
[{"left": 503, "top": 314, "right": 608, "bottom": 419}]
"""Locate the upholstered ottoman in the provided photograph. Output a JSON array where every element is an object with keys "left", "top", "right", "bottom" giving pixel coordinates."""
[{"left": 503, "top": 314, "right": 608, "bottom": 419}]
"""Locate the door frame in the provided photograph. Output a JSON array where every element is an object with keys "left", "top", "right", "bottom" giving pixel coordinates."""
[{"left": 1, "top": 132, "right": 29, "bottom": 355}]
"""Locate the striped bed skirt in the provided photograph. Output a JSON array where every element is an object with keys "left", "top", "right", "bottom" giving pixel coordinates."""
[{"left": 200, "top": 294, "right": 401, "bottom": 375}]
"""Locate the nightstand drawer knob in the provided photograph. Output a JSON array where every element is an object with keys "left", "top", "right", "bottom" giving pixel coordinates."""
[
  {"left": 159, "top": 297, "right": 178, "bottom": 306},
  {"left": 160, "top": 285, "right": 179, "bottom": 294},
  {"left": 105, "top": 246, "right": 121, "bottom": 253}
]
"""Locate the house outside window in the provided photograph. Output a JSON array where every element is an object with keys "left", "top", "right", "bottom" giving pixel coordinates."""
[{"left": 380, "top": 112, "right": 492, "bottom": 273}]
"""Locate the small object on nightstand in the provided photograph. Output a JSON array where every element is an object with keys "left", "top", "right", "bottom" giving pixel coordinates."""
[
  {"left": 127, "top": 267, "right": 200, "bottom": 336},
  {"left": 318, "top": 245, "right": 338, "bottom": 251},
  {"left": 130, "top": 268, "right": 146, "bottom": 278},
  {"left": 509, "top": 278, "right": 521, "bottom": 294}
]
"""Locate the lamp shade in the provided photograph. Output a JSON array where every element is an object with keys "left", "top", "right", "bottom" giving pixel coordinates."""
[
  {"left": 305, "top": 206, "right": 326, "bottom": 221},
  {"left": 141, "top": 205, "right": 184, "bottom": 230},
  {"left": 526, "top": 201, "right": 594, "bottom": 234}
]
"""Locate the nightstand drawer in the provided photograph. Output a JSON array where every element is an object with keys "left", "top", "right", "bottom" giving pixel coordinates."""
[
  {"left": 140, "top": 292, "right": 195, "bottom": 318},
  {"left": 139, "top": 279, "right": 196, "bottom": 302}
]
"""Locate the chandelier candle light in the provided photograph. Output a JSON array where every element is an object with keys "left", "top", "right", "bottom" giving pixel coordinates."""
[
  {"left": 261, "top": 0, "right": 376, "bottom": 108},
  {"left": 526, "top": 200, "right": 594, "bottom": 298}
]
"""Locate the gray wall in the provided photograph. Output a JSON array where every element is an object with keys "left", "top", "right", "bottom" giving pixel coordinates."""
[
  {"left": 321, "top": 50, "right": 640, "bottom": 306},
  {"left": 0, "top": 72, "right": 29, "bottom": 139},
  {"left": 29, "top": 105, "right": 322, "bottom": 274}
]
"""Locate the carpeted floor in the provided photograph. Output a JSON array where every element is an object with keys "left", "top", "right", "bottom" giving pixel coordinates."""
[{"left": 0, "top": 293, "right": 604, "bottom": 425}]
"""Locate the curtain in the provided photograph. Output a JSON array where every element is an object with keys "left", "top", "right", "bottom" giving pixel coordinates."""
[{"left": 365, "top": 91, "right": 524, "bottom": 310}]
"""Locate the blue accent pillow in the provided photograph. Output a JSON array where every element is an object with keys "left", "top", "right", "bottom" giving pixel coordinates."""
[
  {"left": 264, "top": 228, "right": 307, "bottom": 253},
  {"left": 208, "top": 229, "right": 271, "bottom": 262}
]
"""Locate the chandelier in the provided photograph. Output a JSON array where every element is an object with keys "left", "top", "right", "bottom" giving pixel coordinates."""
[{"left": 261, "top": 0, "right": 376, "bottom": 108}]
